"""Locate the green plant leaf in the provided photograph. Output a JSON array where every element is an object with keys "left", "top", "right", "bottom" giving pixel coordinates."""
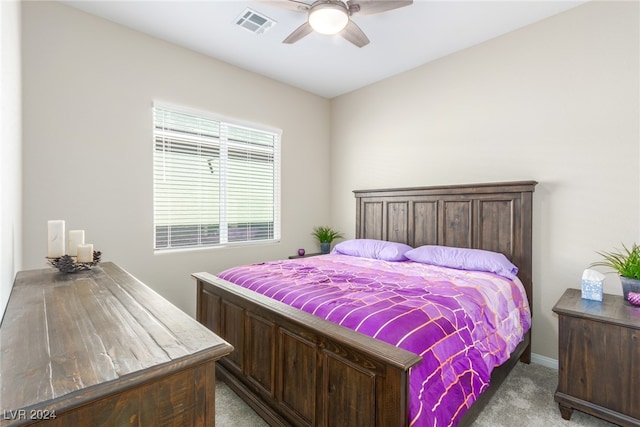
[
  {"left": 591, "top": 242, "right": 640, "bottom": 279},
  {"left": 311, "top": 226, "right": 344, "bottom": 243}
]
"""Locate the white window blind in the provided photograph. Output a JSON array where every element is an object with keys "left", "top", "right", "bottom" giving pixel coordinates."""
[{"left": 153, "top": 104, "right": 280, "bottom": 250}]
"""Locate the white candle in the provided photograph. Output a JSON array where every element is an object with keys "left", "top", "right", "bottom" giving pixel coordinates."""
[
  {"left": 47, "top": 220, "right": 65, "bottom": 258},
  {"left": 76, "top": 243, "right": 93, "bottom": 263},
  {"left": 68, "top": 230, "right": 85, "bottom": 256}
]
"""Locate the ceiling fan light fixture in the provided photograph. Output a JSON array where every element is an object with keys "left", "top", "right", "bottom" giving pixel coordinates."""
[{"left": 308, "top": 3, "right": 349, "bottom": 35}]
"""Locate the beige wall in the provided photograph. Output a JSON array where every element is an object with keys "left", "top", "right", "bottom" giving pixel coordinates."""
[
  {"left": 330, "top": 1, "right": 640, "bottom": 361},
  {"left": 0, "top": 0, "right": 22, "bottom": 321},
  {"left": 21, "top": 1, "right": 331, "bottom": 316}
]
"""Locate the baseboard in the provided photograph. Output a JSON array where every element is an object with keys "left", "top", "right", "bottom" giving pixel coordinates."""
[{"left": 531, "top": 353, "right": 558, "bottom": 370}]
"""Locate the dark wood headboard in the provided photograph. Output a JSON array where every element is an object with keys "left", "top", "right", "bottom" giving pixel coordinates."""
[{"left": 354, "top": 181, "right": 537, "bottom": 309}]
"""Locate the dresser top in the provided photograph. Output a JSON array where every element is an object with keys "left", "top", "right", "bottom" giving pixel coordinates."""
[
  {"left": 553, "top": 288, "right": 640, "bottom": 330},
  {"left": 0, "top": 262, "right": 232, "bottom": 416}
]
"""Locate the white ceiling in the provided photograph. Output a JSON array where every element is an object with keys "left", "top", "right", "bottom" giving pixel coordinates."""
[{"left": 61, "top": 0, "right": 588, "bottom": 98}]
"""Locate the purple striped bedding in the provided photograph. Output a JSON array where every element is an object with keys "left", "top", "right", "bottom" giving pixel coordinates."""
[{"left": 217, "top": 254, "right": 531, "bottom": 426}]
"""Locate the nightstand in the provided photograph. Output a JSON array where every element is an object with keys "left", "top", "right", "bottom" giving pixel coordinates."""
[
  {"left": 552, "top": 288, "right": 640, "bottom": 426},
  {"left": 288, "top": 252, "right": 322, "bottom": 259}
]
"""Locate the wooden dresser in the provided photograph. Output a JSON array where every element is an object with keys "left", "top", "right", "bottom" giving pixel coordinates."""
[
  {"left": 0, "top": 262, "right": 233, "bottom": 426},
  {"left": 553, "top": 288, "right": 640, "bottom": 427}
]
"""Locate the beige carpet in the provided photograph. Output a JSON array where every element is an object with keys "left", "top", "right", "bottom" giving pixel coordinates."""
[
  {"left": 215, "top": 362, "right": 618, "bottom": 426},
  {"left": 473, "top": 362, "right": 616, "bottom": 427}
]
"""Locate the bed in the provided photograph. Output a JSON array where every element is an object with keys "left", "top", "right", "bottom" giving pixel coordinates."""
[{"left": 193, "top": 181, "right": 536, "bottom": 426}]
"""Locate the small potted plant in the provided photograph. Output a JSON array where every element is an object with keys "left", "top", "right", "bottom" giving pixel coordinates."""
[
  {"left": 591, "top": 243, "right": 640, "bottom": 301},
  {"left": 311, "top": 226, "right": 343, "bottom": 254}
]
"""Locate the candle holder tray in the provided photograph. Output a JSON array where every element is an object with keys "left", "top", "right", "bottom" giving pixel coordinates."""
[{"left": 47, "top": 251, "right": 102, "bottom": 273}]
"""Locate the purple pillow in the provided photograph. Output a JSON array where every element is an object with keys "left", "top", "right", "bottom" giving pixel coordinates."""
[
  {"left": 331, "top": 239, "right": 413, "bottom": 261},
  {"left": 404, "top": 245, "right": 519, "bottom": 279}
]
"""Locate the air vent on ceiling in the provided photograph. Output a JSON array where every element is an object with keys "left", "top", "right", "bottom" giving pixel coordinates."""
[{"left": 235, "top": 8, "right": 276, "bottom": 35}]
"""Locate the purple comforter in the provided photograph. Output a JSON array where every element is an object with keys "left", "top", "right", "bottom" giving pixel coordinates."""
[{"left": 218, "top": 254, "right": 531, "bottom": 426}]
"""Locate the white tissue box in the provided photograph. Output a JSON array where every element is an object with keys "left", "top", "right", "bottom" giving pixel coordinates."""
[
  {"left": 581, "top": 279, "right": 603, "bottom": 301},
  {"left": 581, "top": 269, "right": 605, "bottom": 301}
]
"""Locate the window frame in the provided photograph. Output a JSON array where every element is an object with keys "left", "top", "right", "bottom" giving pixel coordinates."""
[{"left": 152, "top": 102, "right": 281, "bottom": 252}]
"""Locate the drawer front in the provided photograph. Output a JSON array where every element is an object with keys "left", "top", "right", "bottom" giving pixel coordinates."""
[{"left": 558, "top": 315, "right": 640, "bottom": 419}]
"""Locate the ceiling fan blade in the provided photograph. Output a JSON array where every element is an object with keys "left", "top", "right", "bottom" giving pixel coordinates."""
[
  {"left": 340, "top": 20, "right": 369, "bottom": 48},
  {"left": 258, "top": 0, "right": 310, "bottom": 13},
  {"left": 283, "top": 22, "right": 314, "bottom": 44},
  {"left": 347, "top": 0, "right": 412, "bottom": 15}
]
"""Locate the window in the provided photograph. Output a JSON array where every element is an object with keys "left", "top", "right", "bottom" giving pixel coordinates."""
[{"left": 153, "top": 103, "right": 281, "bottom": 251}]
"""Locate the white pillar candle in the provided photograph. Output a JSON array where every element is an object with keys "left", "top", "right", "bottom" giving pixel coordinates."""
[
  {"left": 76, "top": 243, "right": 93, "bottom": 263},
  {"left": 47, "top": 220, "right": 65, "bottom": 258},
  {"left": 68, "top": 230, "right": 85, "bottom": 256}
]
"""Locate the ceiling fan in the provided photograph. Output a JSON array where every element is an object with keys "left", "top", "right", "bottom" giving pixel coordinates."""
[{"left": 265, "top": 0, "right": 413, "bottom": 48}]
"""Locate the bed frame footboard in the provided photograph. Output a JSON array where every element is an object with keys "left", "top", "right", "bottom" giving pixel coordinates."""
[{"left": 194, "top": 272, "right": 422, "bottom": 427}]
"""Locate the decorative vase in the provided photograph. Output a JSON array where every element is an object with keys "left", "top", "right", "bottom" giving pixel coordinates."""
[
  {"left": 298, "top": 248, "right": 305, "bottom": 256},
  {"left": 320, "top": 242, "right": 330, "bottom": 254},
  {"left": 620, "top": 276, "right": 640, "bottom": 301}
]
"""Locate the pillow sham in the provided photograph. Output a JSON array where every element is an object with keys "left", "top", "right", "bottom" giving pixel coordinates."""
[
  {"left": 404, "top": 245, "right": 519, "bottom": 279},
  {"left": 331, "top": 239, "right": 413, "bottom": 262}
]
